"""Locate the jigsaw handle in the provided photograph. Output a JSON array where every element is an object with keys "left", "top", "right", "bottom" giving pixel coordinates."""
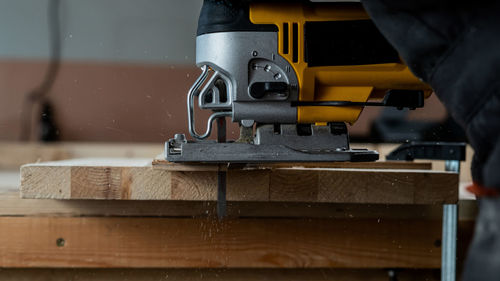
[{"left": 197, "top": 0, "right": 277, "bottom": 36}]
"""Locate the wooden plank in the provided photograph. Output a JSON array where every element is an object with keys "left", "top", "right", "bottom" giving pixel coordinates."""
[
  {"left": 315, "top": 169, "right": 457, "bottom": 204},
  {"left": 20, "top": 158, "right": 170, "bottom": 200},
  {"left": 0, "top": 217, "right": 442, "bottom": 268},
  {"left": 0, "top": 190, "right": 478, "bottom": 219},
  {"left": 0, "top": 191, "right": 215, "bottom": 217},
  {"left": 0, "top": 268, "right": 440, "bottom": 281},
  {"left": 20, "top": 159, "right": 458, "bottom": 204}
]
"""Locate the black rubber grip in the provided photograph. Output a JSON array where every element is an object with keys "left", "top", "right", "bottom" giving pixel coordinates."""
[{"left": 197, "top": 0, "right": 277, "bottom": 36}]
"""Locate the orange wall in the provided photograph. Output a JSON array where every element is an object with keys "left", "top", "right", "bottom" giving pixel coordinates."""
[
  {"left": 0, "top": 59, "right": 447, "bottom": 143},
  {"left": 0, "top": 60, "right": 203, "bottom": 142}
]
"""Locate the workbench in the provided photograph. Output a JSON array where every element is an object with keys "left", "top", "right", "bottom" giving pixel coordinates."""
[{"left": 0, "top": 142, "right": 476, "bottom": 280}]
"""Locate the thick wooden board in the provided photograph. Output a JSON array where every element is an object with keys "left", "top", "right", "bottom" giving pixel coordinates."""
[
  {"left": 0, "top": 268, "right": 440, "bottom": 281},
  {"left": 0, "top": 217, "right": 442, "bottom": 268},
  {"left": 20, "top": 158, "right": 459, "bottom": 203}
]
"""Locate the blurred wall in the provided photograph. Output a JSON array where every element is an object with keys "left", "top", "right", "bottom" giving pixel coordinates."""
[
  {"left": 0, "top": 0, "right": 201, "bottom": 64},
  {"left": 0, "top": 0, "right": 207, "bottom": 142},
  {"left": 0, "top": 0, "right": 447, "bottom": 143}
]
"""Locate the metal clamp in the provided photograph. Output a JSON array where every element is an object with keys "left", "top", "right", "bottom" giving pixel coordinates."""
[
  {"left": 387, "top": 142, "right": 464, "bottom": 281},
  {"left": 187, "top": 65, "right": 231, "bottom": 140}
]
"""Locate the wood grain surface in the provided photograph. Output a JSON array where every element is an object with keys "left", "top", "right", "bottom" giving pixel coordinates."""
[
  {"left": 0, "top": 217, "right": 442, "bottom": 268},
  {"left": 20, "top": 158, "right": 459, "bottom": 203}
]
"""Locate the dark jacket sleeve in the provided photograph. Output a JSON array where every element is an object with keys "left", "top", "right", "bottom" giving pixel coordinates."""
[{"left": 361, "top": 0, "right": 500, "bottom": 188}]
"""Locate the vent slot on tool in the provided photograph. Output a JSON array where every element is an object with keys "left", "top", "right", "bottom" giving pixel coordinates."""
[
  {"left": 292, "top": 23, "right": 298, "bottom": 63},
  {"left": 282, "top": 23, "right": 289, "bottom": 54}
]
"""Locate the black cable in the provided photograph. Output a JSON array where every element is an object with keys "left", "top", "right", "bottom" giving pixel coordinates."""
[
  {"left": 291, "top": 101, "right": 386, "bottom": 107},
  {"left": 20, "top": 0, "right": 61, "bottom": 141}
]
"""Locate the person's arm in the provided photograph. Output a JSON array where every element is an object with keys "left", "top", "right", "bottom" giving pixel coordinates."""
[{"left": 362, "top": 0, "right": 500, "bottom": 189}]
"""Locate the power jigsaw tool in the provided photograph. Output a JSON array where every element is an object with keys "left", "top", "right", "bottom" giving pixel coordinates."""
[{"left": 166, "top": 0, "right": 430, "bottom": 164}]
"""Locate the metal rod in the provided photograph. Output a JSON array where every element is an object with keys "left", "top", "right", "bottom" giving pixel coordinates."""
[
  {"left": 442, "top": 204, "right": 458, "bottom": 281},
  {"left": 442, "top": 160, "right": 460, "bottom": 281}
]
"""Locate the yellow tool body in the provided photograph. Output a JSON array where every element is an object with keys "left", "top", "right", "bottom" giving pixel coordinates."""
[{"left": 250, "top": 3, "right": 430, "bottom": 124}]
